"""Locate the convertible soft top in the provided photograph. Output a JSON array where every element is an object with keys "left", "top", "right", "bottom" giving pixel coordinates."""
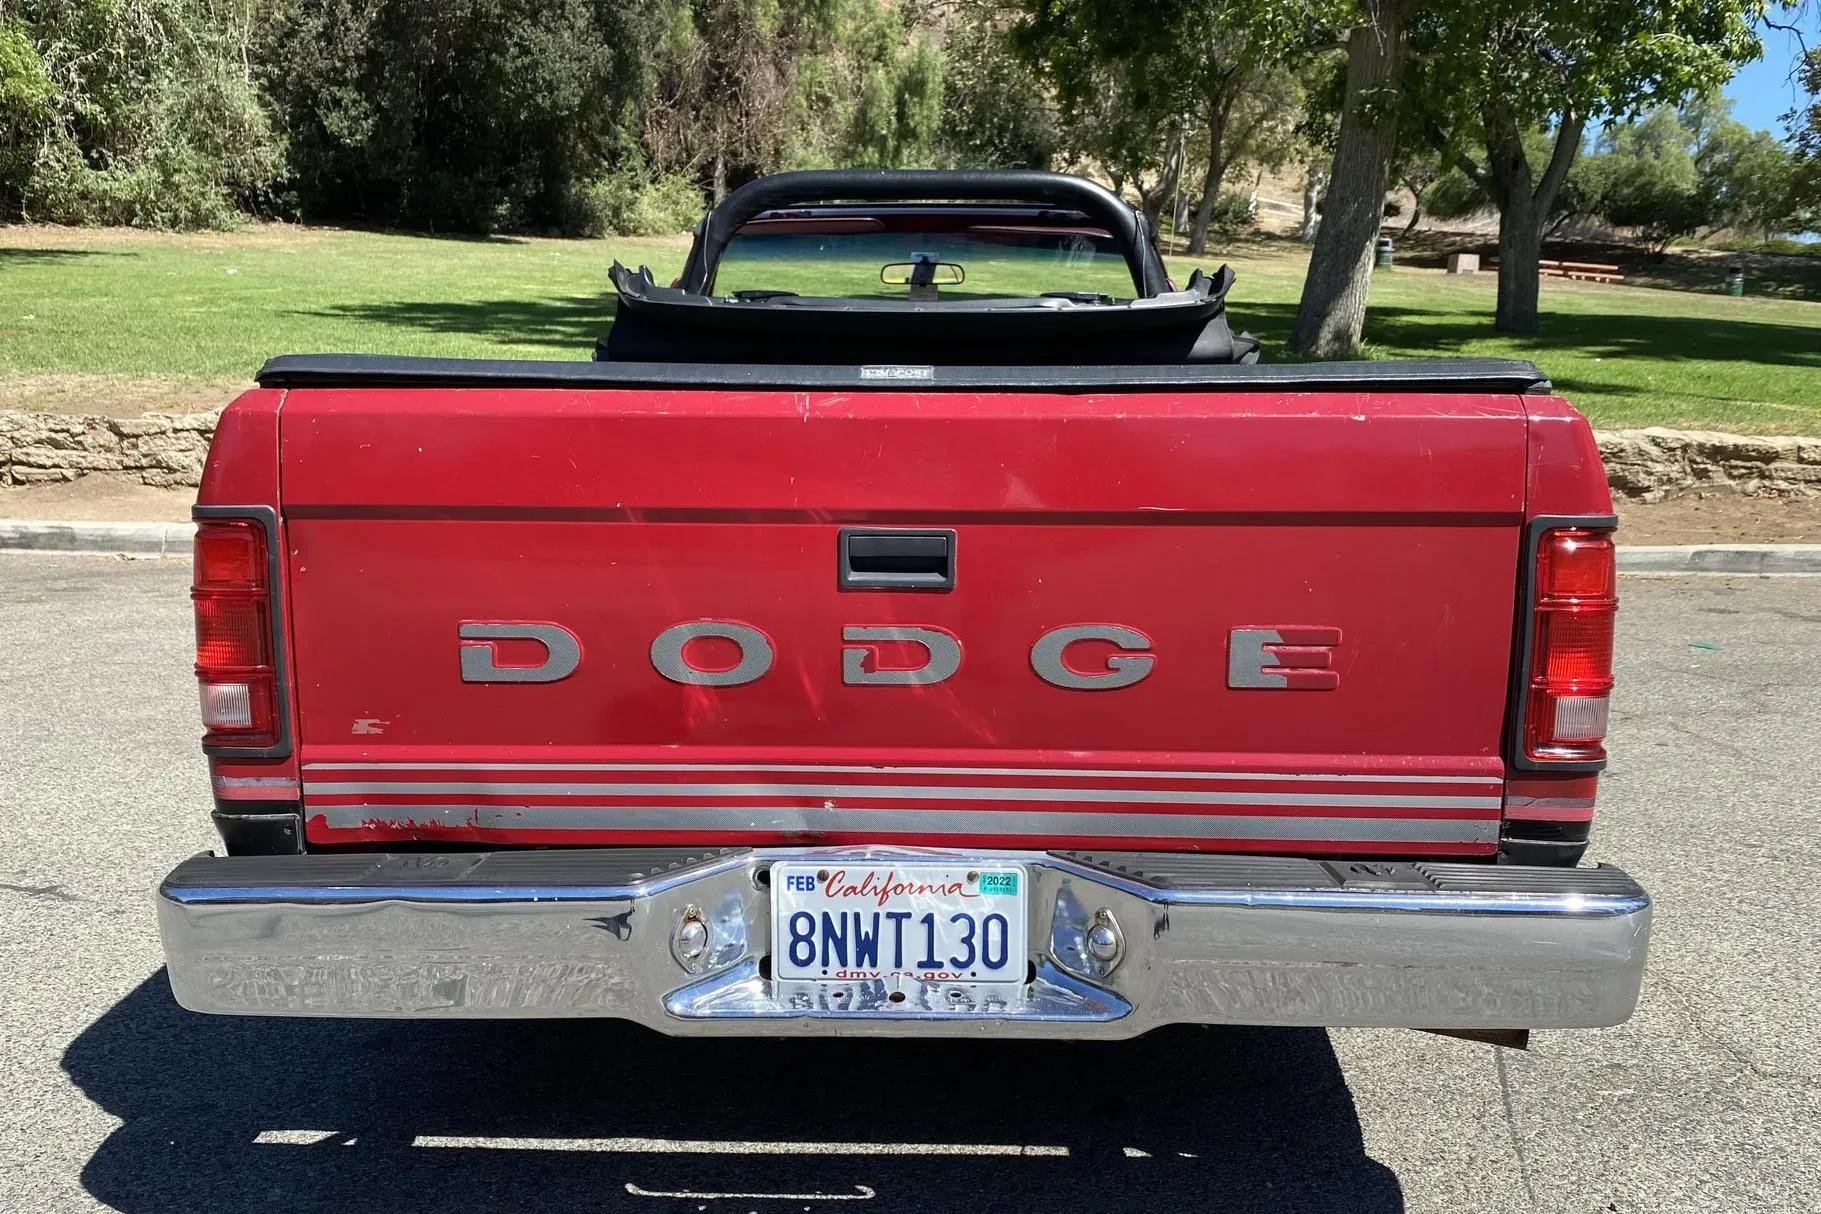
[{"left": 596, "top": 169, "right": 1263, "bottom": 366}]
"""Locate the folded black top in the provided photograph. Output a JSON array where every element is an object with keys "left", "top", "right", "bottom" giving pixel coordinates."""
[{"left": 598, "top": 262, "right": 1262, "bottom": 366}]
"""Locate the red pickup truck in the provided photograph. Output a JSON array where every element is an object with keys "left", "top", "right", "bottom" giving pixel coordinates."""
[{"left": 158, "top": 170, "right": 1648, "bottom": 1041}]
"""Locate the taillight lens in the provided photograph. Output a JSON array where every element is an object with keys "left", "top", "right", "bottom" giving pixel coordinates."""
[
  {"left": 1524, "top": 528, "right": 1616, "bottom": 763},
  {"left": 192, "top": 520, "right": 278, "bottom": 747}
]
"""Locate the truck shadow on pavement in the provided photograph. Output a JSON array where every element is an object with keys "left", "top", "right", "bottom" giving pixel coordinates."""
[{"left": 65, "top": 972, "right": 1404, "bottom": 1214}]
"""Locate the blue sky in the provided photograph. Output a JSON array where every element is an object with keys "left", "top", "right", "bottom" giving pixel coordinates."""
[{"left": 1724, "top": 10, "right": 1818, "bottom": 136}]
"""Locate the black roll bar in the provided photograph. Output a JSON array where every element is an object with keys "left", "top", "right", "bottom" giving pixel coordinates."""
[{"left": 677, "top": 170, "right": 1172, "bottom": 297}]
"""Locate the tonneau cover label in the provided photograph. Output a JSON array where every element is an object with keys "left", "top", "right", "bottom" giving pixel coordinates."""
[{"left": 859, "top": 365, "right": 935, "bottom": 381}]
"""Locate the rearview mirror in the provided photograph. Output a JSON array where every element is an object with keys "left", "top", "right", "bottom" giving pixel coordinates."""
[{"left": 880, "top": 261, "right": 965, "bottom": 286}]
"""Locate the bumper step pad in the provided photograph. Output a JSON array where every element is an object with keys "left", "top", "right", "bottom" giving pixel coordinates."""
[{"left": 1054, "top": 851, "right": 1645, "bottom": 898}]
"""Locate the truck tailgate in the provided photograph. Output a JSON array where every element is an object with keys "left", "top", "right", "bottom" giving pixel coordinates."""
[{"left": 279, "top": 387, "right": 1527, "bottom": 854}]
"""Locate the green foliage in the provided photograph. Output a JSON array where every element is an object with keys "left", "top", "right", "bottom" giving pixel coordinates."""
[
  {"left": 1787, "top": 47, "right": 1820, "bottom": 223},
  {"left": 1594, "top": 107, "right": 1708, "bottom": 247},
  {"left": 1586, "top": 98, "right": 1806, "bottom": 246},
  {"left": 3, "top": 0, "right": 283, "bottom": 228},
  {"left": 937, "top": 11, "right": 1058, "bottom": 169},
  {"left": 0, "top": 17, "right": 55, "bottom": 211},
  {"left": 1687, "top": 103, "right": 1803, "bottom": 236},
  {"left": 1414, "top": 0, "right": 1763, "bottom": 141},
  {"left": 839, "top": 7, "right": 942, "bottom": 168},
  {"left": 1203, "top": 189, "right": 1258, "bottom": 237},
  {"left": 643, "top": 0, "right": 940, "bottom": 194},
  {"left": 261, "top": 0, "right": 675, "bottom": 233},
  {"left": 566, "top": 165, "right": 704, "bottom": 238},
  {"left": 1703, "top": 234, "right": 1821, "bottom": 254},
  {"left": 1008, "top": 0, "right": 1337, "bottom": 225},
  {"left": 1420, "top": 94, "right": 1808, "bottom": 248}
]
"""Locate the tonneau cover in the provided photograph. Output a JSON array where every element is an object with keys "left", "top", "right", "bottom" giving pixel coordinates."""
[{"left": 257, "top": 353, "right": 1552, "bottom": 395}]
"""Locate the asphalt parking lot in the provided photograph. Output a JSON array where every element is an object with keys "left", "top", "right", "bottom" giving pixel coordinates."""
[{"left": 1, "top": 556, "right": 1815, "bottom": 1213}]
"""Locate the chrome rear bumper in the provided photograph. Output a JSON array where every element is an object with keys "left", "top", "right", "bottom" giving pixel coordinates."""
[{"left": 157, "top": 847, "right": 1650, "bottom": 1036}]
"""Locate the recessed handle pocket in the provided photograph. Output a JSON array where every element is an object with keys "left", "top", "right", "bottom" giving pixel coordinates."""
[{"left": 838, "top": 528, "right": 955, "bottom": 590}]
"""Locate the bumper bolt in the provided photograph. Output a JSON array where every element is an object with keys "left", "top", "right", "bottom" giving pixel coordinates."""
[
  {"left": 674, "top": 910, "right": 710, "bottom": 966},
  {"left": 1085, "top": 908, "right": 1123, "bottom": 969}
]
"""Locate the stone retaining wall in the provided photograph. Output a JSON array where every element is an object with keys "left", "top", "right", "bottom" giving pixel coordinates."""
[
  {"left": 0, "top": 410, "right": 219, "bottom": 488},
  {"left": 1597, "top": 429, "right": 1821, "bottom": 501},
  {"left": 4, "top": 408, "right": 1820, "bottom": 499}
]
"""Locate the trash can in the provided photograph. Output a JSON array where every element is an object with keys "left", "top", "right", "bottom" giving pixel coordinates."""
[
  {"left": 1725, "top": 265, "right": 1745, "bottom": 297},
  {"left": 1375, "top": 236, "right": 1395, "bottom": 269}
]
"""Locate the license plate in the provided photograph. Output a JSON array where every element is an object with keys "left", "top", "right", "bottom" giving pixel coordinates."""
[{"left": 770, "top": 861, "right": 1028, "bottom": 985}]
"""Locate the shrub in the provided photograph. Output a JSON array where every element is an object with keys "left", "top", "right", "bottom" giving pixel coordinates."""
[
  {"left": 261, "top": 0, "right": 674, "bottom": 234},
  {"left": 6, "top": 1, "right": 281, "bottom": 229},
  {"left": 1206, "top": 190, "right": 1257, "bottom": 238},
  {"left": 567, "top": 169, "right": 704, "bottom": 238},
  {"left": 1704, "top": 235, "right": 1820, "bottom": 256}
]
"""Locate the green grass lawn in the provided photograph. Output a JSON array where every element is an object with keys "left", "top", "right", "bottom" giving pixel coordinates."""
[{"left": 1, "top": 223, "right": 1817, "bottom": 433}]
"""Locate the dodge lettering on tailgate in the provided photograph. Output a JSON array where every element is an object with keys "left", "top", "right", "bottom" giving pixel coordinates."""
[{"left": 457, "top": 618, "right": 1345, "bottom": 691}]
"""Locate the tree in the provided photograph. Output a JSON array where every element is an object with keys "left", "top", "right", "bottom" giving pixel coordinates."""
[
  {"left": 1699, "top": 115, "right": 1803, "bottom": 235},
  {"left": 263, "top": 0, "right": 678, "bottom": 233},
  {"left": 1010, "top": 0, "right": 1326, "bottom": 244},
  {"left": 840, "top": 4, "right": 944, "bottom": 168},
  {"left": 1290, "top": 0, "right": 1418, "bottom": 357},
  {"left": 1416, "top": 99, "right": 1802, "bottom": 249},
  {"left": 645, "top": 0, "right": 837, "bottom": 202},
  {"left": 650, "top": 1, "right": 944, "bottom": 196},
  {"left": 1410, "top": 0, "right": 1760, "bottom": 333},
  {"left": 1187, "top": 62, "right": 1308, "bottom": 252},
  {"left": 0, "top": 16, "right": 56, "bottom": 217},
  {"left": 1010, "top": 1, "right": 1198, "bottom": 231},
  {"left": 3, "top": 0, "right": 282, "bottom": 228},
  {"left": 1583, "top": 98, "right": 1803, "bottom": 247},
  {"left": 1786, "top": 47, "right": 1821, "bottom": 225},
  {"left": 1418, "top": 130, "right": 1611, "bottom": 237},
  {"left": 1391, "top": 145, "right": 1441, "bottom": 235},
  {"left": 937, "top": 8, "right": 1059, "bottom": 169},
  {"left": 1595, "top": 107, "right": 1708, "bottom": 251}
]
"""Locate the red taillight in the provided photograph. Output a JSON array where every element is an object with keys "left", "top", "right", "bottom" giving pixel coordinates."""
[
  {"left": 1524, "top": 527, "right": 1616, "bottom": 763},
  {"left": 192, "top": 519, "right": 278, "bottom": 747}
]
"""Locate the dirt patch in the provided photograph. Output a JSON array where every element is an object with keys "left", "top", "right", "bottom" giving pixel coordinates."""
[
  {"left": 0, "top": 477, "right": 193, "bottom": 521},
  {"left": 0, "top": 373, "right": 240, "bottom": 417},
  {"left": 3, "top": 219, "right": 353, "bottom": 252},
  {"left": 1617, "top": 493, "right": 1821, "bottom": 545}
]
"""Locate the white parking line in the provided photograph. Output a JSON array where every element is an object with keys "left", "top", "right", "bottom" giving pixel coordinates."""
[
  {"left": 410, "top": 1135, "right": 1069, "bottom": 1157},
  {"left": 626, "top": 1182, "right": 876, "bottom": 1201},
  {"left": 253, "top": 1129, "right": 344, "bottom": 1145}
]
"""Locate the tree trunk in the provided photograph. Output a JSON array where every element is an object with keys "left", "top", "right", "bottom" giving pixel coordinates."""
[
  {"left": 1483, "top": 111, "right": 1583, "bottom": 335},
  {"left": 1137, "top": 131, "right": 1186, "bottom": 235},
  {"left": 1300, "top": 170, "right": 1324, "bottom": 241},
  {"left": 1289, "top": 0, "right": 1414, "bottom": 358},
  {"left": 1494, "top": 192, "right": 1542, "bottom": 334},
  {"left": 1401, "top": 185, "right": 1423, "bottom": 236},
  {"left": 1188, "top": 97, "right": 1234, "bottom": 255}
]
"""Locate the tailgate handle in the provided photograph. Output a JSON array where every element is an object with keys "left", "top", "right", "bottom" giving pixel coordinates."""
[{"left": 839, "top": 528, "right": 955, "bottom": 590}]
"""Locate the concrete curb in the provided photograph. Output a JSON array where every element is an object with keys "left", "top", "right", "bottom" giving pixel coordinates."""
[
  {"left": 1615, "top": 545, "right": 1821, "bottom": 574},
  {"left": 0, "top": 519, "right": 196, "bottom": 557},
  {"left": 2, "top": 521, "right": 1820, "bottom": 573}
]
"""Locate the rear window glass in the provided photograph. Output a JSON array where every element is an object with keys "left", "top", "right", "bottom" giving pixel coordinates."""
[{"left": 712, "top": 220, "right": 1137, "bottom": 301}]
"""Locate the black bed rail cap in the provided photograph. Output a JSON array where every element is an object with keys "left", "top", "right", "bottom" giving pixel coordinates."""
[{"left": 256, "top": 353, "right": 1552, "bottom": 396}]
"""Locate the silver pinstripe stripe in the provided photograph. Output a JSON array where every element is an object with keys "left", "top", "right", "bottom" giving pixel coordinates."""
[
  {"left": 312, "top": 804, "right": 1500, "bottom": 842},
  {"left": 303, "top": 780, "right": 1500, "bottom": 810},
  {"left": 303, "top": 762, "right": 1497, "bottom": 785}
]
